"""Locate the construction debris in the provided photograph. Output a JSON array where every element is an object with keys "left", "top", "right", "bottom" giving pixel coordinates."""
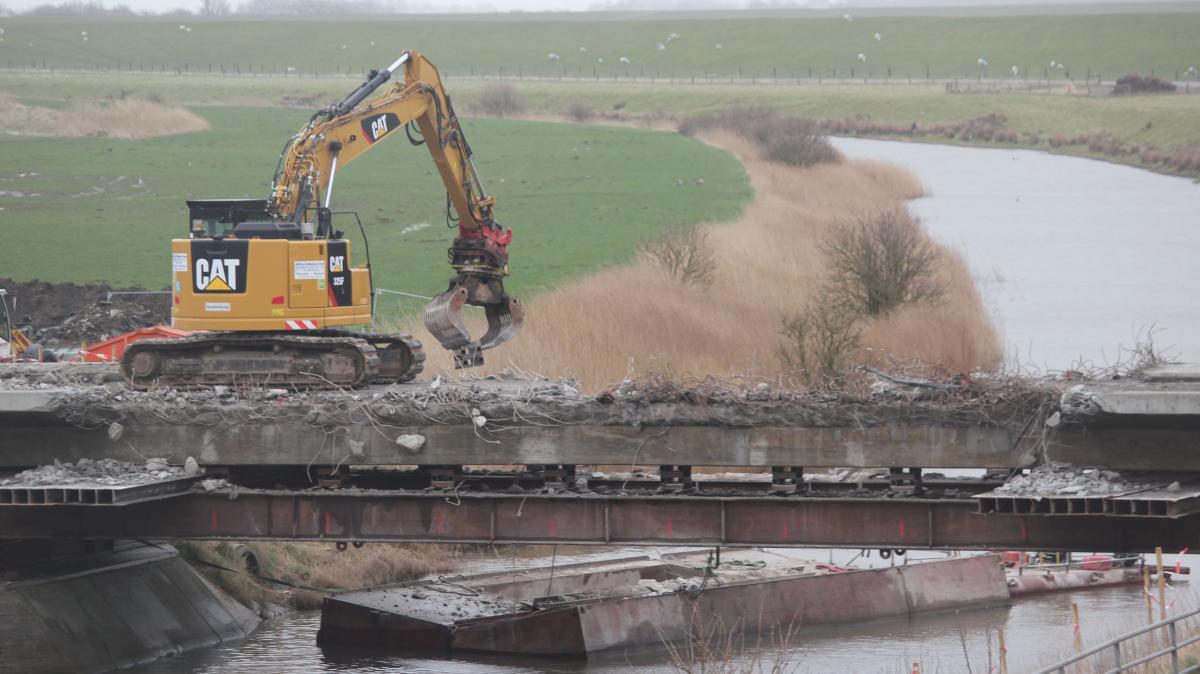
[
  {"left": 0, "top": 457, "right": 195, "bottom": 487},
  {"left": 989, "top": 464, "right": 1162, "bottom": 497}
]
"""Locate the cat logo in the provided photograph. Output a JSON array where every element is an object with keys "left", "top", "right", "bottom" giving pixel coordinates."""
[
  {"left": 196, "top": 258, "right": 241, "bottom": 292},
  {"left": 329, "top": 255, "right": 345, "bottom": 273},
  {"left": 370, "top": 115, "right": 388, "bottom": 140},
  {"left": 190, "top": 240, "right": 248, "bottom": 294},
  {"left": 361, "top": 113, "right": 400, "bottom": 145}
]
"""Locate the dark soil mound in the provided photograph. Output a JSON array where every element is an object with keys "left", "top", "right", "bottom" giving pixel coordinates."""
[{"left": 0, "top": 277, "right": 169, "bottom": 347}]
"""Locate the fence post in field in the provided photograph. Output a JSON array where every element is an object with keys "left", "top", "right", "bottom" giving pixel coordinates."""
[
  {"left": 1157, "top": 547, "right": 1167, "bottom": 621},
  {"left": 1072, "top": 602, "right": 1083, "bottom": 652},
  {"left": 1145, "top": 566, "right": 1154, "bottom": 624},
  {"left": 998, "top": 627, "right": 1008, "bottom": 674}
]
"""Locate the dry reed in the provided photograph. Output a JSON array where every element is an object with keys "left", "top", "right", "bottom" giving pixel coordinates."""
[
  {"left": 0, "top": 94, "right": 209, "bottom": 139},
  {"left": 408, "top": 130, "right": 1000, "bottom": 390},
  {"left": 178, "top": 540, "right": 459, "bottom": 611}
]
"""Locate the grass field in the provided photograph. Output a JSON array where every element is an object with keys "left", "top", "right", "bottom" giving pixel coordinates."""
[
  {"left": 2, "top": 11, "right": 1199, "bottom": 80},
  {"left": 0, "top": 104, "right": 750, "bottom": 296},
  {"left": 5, "top": 71, "right": 1199, "bottom": 166}
]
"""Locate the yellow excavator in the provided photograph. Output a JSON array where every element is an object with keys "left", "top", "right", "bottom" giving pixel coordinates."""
[
  {"left": 122, "top": 50, "right": 523, "bottom": 388},
  {"left": 0, "top": 289, "right": 33, "bottom": 361}
]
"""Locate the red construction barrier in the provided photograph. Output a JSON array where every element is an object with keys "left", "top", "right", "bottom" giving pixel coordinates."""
[{"left": 83, "top": 326, "right": 194, "bottom": 363}]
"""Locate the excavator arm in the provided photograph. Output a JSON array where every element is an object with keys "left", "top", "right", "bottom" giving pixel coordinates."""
[{"left": 269, "top": 51, "right": 523, "bottom": 368}]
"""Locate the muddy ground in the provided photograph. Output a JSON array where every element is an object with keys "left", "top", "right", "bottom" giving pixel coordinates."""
[{"left": 0, "top": 277, "right": 168, "bottom": 347}]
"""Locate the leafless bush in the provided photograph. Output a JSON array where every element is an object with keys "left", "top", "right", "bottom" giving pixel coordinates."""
[
  {"left": 637, "top": 226, "right": 717, "bottom": 288},
  {"left": 1113, "top": 73, "right": 1177, "bottom": 95},
  {"left": 476, "top": 83, "right": 525, "bottom": 117},
  {"left": 761, "top": 123, "right": 843, "bottom": 167},
  {"left": 823, "top": 209, "right": 945, "bottom": 316},
  {"left": 679, "top": 106, "right": 841, "bottom": 168},
  {"left": 566, "top": 101, "right": 594, "bottom": 122},
  {"left": 778, "top": 298, "right": 862, "bottom": 385}
]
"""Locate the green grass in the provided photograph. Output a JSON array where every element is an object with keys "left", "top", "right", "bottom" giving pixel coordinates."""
[
  {"left": 2, "top": 11, "right": 1199, "bottom": 80},
  {"left": 6, "top": 72, "right": 1199, "bottom": 156},
  {"left": 0, "top": 105, "right": 750, "bottom": 294}
]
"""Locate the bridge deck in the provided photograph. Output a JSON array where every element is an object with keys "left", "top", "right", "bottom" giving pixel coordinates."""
[{"left": 1, "top": 364, "right": 1197, "bottom": 472}]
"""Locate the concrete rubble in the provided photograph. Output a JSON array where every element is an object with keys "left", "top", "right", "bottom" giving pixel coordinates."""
[
  {"left": 0, "top": 363, "right": 1055, "bottom": 434},
  {"left": 989, "top": 463, "right": 1162, "bottom": 497},
  {"left": 0, "top": 456, "right": 199, "bottom": 488}
]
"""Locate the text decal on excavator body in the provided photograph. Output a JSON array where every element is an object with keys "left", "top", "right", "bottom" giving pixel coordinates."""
[
  {"left": 362, "top": 113, "right": 401, "bottom": 145},
  {"left": 191, "top": 240, "right": 249, "bottom": 294}
]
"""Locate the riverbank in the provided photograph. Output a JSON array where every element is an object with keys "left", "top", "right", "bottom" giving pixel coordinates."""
[
  {"left": 411, "top": 124, "right": 1001, "bottom": 386},
  {"left": 176, "top": 541, "right": 460, "bottom": 613}
]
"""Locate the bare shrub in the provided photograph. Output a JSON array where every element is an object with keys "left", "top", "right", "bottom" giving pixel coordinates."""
[
  {"left": 823, "top": 209, "right": 945, "bottom": 316},
  {"left": 566, "top": 101, "right": 594, "bottom": 122},
  {"left": 762, "top": 123, "right": 843, "bottom": 167},
  {"left": 1113, "top": 73, "right": 1177, "bottom": 95},
  {"left": 476, "top": 83, "right": 525, "bottom": 117},
  {"left": 679, "top": 106, "right": 841, "bottom": 168},
  {"left": 637, "top": 226, "right": 717, "bottom": 288},
  {"left": 779, "top": 298, "right": 862, "bottom": 385}
]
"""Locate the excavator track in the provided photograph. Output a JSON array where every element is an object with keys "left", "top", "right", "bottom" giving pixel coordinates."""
[{"left": 121, "top": 330, "right": 422, "bottom": 389}]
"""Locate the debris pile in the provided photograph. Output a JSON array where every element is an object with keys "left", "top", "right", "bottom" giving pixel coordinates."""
[
  {"left": 38, "top": 301, "right": 162, "bottom": 345},
  {"left": 990, "top": 464, "right": 1162, "bottom": 497},
  {"left": 0, "top": 277, "right": 168, "bottom": 347},
  {"left": 41, "top": 369, "right": 1054, "bottom": 436},
  {"left": 0, "top": 362, "right": 123, "bottom": 389},
  {"left": 0, "top": 456, "right": 200, "bottom": 487}
]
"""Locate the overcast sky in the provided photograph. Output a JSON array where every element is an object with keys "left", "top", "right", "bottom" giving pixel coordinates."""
[{"left": 3, "top": 0, "right": 1182, "bottom": 16}]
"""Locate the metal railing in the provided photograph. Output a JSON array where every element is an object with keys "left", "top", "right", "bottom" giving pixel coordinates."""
[
  {"left": 1016, "top": 555, "right": 1144, "bottom": 575},
  {"left": 1035, "top": 606, "right": 1200, "bottom": 674},
  {"left": 104, "top": 290, "right": 171, "bottom": 303}
]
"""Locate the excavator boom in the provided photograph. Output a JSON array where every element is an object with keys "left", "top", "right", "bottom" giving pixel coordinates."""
[{"left": 268, "top": 50, "right": 523, "bottom": 366}]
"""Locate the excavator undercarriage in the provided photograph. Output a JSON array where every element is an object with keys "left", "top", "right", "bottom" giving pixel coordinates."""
[{"left": 122, "top": 331, "right": 424, "bottom": 389}]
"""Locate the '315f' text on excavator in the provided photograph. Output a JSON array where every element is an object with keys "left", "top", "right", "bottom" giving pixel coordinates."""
[{"left": 121, "top": 50, "right": 524, "bottom": 388}]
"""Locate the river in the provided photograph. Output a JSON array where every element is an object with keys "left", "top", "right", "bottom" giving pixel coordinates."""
[
  {"left": 134, "top": 141, "right": 1200, "bottom": 673},
  {"left": 832, "top": 137, "right": 1200, "bottom": 371}
]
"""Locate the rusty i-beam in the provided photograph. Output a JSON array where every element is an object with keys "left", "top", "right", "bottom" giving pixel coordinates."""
[{"left": 2, "top": 492, "right": 1198, "bottom": 553}]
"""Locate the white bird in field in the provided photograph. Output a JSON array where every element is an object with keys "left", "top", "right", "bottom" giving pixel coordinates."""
[
  {"left": 874, "top": 32, "right": 882, "bottom": 41},
  {"left": 619, "top": 56, "right": 630, "bottom": 64},
  {"left": 843, "top": 13, "right": 852, "bottom": 22},
  {"left": 179, "top": 24, "right": 186, "bottom": 30},
  {"left": 579, "top": 46, "right": 588, "bottom": 53},
  {"left": 658, "top": 42, "right": 666, "bottom": 51},
  {"left": 715, "top": 43, "right": 723, "bottom": 49},
  {"left": 597, "top": 57, "right": 603, "bottom": 63},
  {"left": 857, "top": 53, "right": 867, "bottom": 63},
  {"left": 548, "top": 52, "right": 560, "bottom": 61},
  {"left": 1012, "top": 65, "right": 1019, "bottom": 76},
  {"left": 977, "top": 57, "right": 988, "bottom": 67},
  {"left": 1050, "top": 60, "right": 1057, "bottom": 68}
]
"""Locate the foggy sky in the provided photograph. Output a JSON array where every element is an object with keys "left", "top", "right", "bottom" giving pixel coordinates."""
[{"left": 2, "top": 0, "right": 1185, "bottom": 17}]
